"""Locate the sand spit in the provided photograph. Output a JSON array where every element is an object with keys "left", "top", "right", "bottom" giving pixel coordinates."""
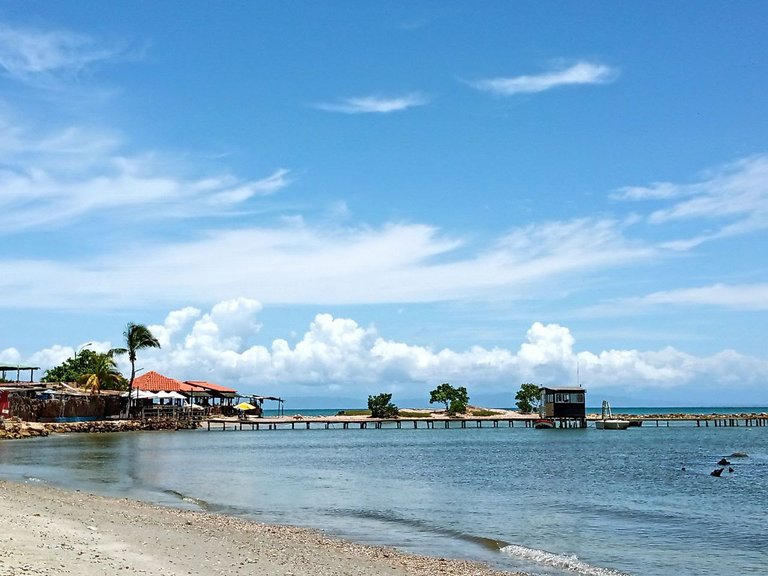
[{"left": 0, "top": 481, "right": 523, "bottom": 576}]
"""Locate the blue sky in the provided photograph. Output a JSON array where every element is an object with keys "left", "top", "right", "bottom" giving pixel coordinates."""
[{"left": 1, "top": 1, "right": 767, "bottom": 407}]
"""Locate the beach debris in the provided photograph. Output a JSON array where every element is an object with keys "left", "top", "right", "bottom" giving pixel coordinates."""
[
  {"left": 710, "top": 468, "right": 724, "bottom": 477},
  {"left": 729, "top": 451, "right": 749, "bottom": 458},
  {"left": 717, "top": 458, "right": 730, "bottom": 466}
]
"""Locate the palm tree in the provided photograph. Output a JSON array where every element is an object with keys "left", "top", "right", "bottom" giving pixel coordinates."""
[
  {"left": 116, "top": 323, "right": 161, "bottom": 415},
  {"left": 79, "top": 352, "right": 125, "bottom": 394}
]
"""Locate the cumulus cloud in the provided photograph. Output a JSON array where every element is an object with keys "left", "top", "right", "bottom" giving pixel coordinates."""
[
  {"left": 471, "top": 61, "right": 617, "bottom": 96},
  {"left": 22, "top": 299, "right": 765, "bottom": 401},
  {"left": 314, "top": 93, "right": 429, "bottom": 113}
]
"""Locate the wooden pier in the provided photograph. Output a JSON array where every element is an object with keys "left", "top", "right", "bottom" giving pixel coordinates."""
[{"left": 203, "top": 414, "right": 768, "bottom": 432}]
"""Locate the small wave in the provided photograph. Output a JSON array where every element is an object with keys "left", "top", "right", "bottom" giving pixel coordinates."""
[
  {"left": 162, "top": 489, "right": 211, "bottom": 511},
  {"left": 501, "top": 544, "right": 631, "bottom": 576},
  {"left": 25, "top": 476, "right": 47, "bottom": 484},
  {"left": 331, "top": 508, "right": 508, "bottom": 551}
]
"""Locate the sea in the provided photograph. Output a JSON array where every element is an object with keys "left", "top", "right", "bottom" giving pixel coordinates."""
[{"left": 0, "top": 406, "right": 766, "bottom": 576}]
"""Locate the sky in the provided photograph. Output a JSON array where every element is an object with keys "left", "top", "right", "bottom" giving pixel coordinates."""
[{"left": 1, "top": 1, "right": 767, "bottom": 408}]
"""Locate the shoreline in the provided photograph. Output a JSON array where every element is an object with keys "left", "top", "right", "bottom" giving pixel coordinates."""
[{"left": 0, "top": 479, "right": 525, "bottom": 576}]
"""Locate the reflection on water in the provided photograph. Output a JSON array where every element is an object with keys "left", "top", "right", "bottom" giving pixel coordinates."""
[{"left": 1, "top": 425, "right": 766, "bottom": 576}]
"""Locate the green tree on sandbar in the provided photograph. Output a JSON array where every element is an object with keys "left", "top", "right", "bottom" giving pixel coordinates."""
[
  {"left": 367, "top": 393, "right": 399, "bottom": 418},
  {"left": 515, "top": 383, "right": 541, "bottom": 414},
  {"left": 113, "top": 323, "right": 161, "bottom": 412},
  {"left": 429, "top": 383, "right": 469, "bottom": 415}
]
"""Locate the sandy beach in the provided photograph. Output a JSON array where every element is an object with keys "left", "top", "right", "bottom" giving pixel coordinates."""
[{"left": 0, "top": 480, "right": 522, "bottom": 576}]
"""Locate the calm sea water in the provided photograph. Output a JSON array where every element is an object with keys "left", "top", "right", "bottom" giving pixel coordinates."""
[{"left": 0, "top": 409, "right": 766, "bottom": 576}]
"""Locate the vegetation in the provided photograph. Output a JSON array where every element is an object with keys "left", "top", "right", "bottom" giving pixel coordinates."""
[
  {"left": 367, "top": 393, "right": 399, "bottom": 418},
  {"left": 515, "top": 383, "right": 541, "bottom": 413},
  {"left": 42, "top": 349, "right": 127, "bottom": 391},
  {"left": 114, "top": 323, "right": 161, "bottom": 405},
  {"left": 336, "top": 409, "right": 371, "bottom": 416},
  {"left": 79, "top": 352, "right": 125, "bottom": 394},
  {"left": 398, "top": 410, "right": 432, "bottom": 418},
  {"left": 471, "top": 408, "right": 503, "bottom": 417},
  {"left": 429, "top": 382, "right": 469, "bottom": 415}
]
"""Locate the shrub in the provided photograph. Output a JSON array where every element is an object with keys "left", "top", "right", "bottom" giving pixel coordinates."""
[{"left": 367, "top": 393, "right": 399, "bottom": 418}]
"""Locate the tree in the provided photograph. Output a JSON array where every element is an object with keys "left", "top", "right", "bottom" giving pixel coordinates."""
[
  {"left": 515, "top": 383, "right": 541, "bottom": 414},
  {"left": 367, "top": 393, "right": 399, "bottom": 418},
  {"left": 115, "top": 323, "right": 161, "bottom": 412},
  {"left": 429, "top": 383, "right": 469, "bottom": 415},
  {"left": 42, "top": 349, "right": 126, "bottom": 390},
  {"left": 79, "top": 352, "right": 126, "bottom": 394}
]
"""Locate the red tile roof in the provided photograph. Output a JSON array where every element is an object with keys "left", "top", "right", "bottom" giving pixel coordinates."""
[
  {"left": 133, "top": 371, "right": 194, "bottom": 392},
  {"left": 185, "top": 380, "right": 238, "bottom": 394},
  {"left": 134, "top": 372, "right": 238, "bottom": 395}
]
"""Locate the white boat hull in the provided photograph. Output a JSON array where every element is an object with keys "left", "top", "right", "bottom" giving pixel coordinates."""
[{"left": 596, "top": 419, "right": 630, "bottom": 430}]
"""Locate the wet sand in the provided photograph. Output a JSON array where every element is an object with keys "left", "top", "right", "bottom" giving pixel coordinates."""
[{"left": 0, "top": 480, "right": 522, "bottom": 576}]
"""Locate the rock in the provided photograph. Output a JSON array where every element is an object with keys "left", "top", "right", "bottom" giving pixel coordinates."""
[{"left": 730, "top": 451, "right": 749, "bottom": 458}]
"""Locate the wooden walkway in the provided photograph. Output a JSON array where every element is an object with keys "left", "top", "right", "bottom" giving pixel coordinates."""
[{"left": 203, "top": 414, "right": 768, "bottom": 431}]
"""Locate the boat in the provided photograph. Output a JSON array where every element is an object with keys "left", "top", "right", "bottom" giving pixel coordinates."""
[
  {"left": 533, "top": 418, "right": 555, "bottom": 429},
  {"left": 595, "top": 400, "right": 630, "bottom": 430}
]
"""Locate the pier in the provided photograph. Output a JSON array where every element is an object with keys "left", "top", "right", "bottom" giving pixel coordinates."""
[
  {"left": 206, "top": 416, "right": 540, "bottom": 431},
  {"left": 203, "top": 413, "right": 768, "bottom": 431}
]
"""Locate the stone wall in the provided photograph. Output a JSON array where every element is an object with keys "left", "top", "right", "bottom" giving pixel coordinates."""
[{"left": 9, "top": 395, "right": 123, "bottom": 421}]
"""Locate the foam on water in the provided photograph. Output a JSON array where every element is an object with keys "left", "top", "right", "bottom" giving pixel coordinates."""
[{"left": 501, "top": 544, "right": 631, "bottom": 576}]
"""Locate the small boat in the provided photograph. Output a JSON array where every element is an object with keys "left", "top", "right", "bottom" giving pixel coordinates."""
[
  {"left": 627, "top": 419, "right": 643, "bottom": 427},
  {"left": 595, "top": 401, "right": 630, "bottom": 430},
  {"left": 534, "top": 418, "right": 555, "bottom": 429}
]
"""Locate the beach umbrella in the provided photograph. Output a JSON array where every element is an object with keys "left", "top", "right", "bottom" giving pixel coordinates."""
[{"left": 235, "top": 402, "right": 257, "bottom": 411}]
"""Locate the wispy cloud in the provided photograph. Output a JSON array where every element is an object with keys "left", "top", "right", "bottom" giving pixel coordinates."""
[
  {"left": 0, "top": 116, "right": 290, "bottom": 233},
  {"left": 314, "top": 93, "right": 429, "bottom": 114},
  {"left": 615, "top": 154, "right": 768, "bottom": 249},
  {"left": 471, "top": 61, "right": 617, "bottom": 96},
  {"left": 0, "top": 217, "right": 653, "bottom": 310},
  {"left": 0, "top": 22, "right": 121, "bottom": 85},
  {"left": 632, "top": 283, "right": 768, "bottom": 311}
]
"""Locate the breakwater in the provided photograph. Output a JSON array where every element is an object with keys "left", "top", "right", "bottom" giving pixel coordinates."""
[{"left": 0, "top": 417, "right": 199, "bottom": 440}]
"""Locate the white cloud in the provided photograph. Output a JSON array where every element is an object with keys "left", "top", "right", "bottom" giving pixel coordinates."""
[
  {"left": 0, "top": 217, "right": 653, "bottom": 309},
  {"left": 314, "top": 93, "right": 429, "bottom": 114},
  {"left": 631, "top": 283, "right": 768, "bottom": 311},
  {"left": 471, "top": 61, "right": 617, "bottom": 96},
  {"left": 0, "top": 22, "right": 119, "bottom": 84},
  {"left": 0, "top": 115, "right": 290, "bottom": 233},
  {"left": 19, "top": 302, "right": 768, "bottom": 401},
  {"left": 615, "top": 154, "right": 768, "bottom": 247}
]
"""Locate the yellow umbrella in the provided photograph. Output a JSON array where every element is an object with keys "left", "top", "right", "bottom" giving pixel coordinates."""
[{"left": 235, "top": 402, "right": 256, "bottom": 411}]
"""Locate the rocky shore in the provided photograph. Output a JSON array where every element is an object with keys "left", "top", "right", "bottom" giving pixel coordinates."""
[{"left": 0, "top": 417, "right": 198, "bottom": 440}]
